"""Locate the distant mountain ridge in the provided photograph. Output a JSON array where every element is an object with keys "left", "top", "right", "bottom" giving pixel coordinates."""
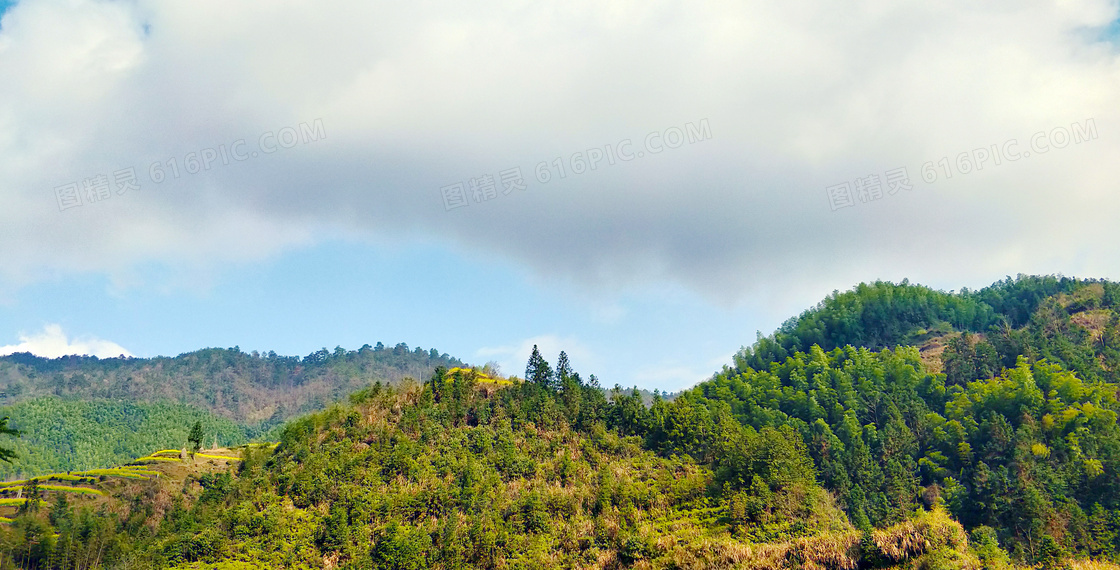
[
  {"left": 0, "top": 342, "right": 464, "bottom": 425},
  {"left": 0, "top": 343, "right": 464, "bottom": 478}
]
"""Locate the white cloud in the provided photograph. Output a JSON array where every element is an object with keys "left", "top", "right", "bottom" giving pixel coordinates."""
[
  {"left": 0, "top": 0, "right": 1119, "bottom": 305},
  {"left": 0, "top": 324, "right": 132, "bottom": 358}
]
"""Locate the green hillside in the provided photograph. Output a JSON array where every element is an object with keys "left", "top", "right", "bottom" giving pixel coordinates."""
[
  {"left": 714, "top": 275, "right": 1120, "bottom": 562},
  {"left": 735, "top": 274, "right": 1110, "bottom": 372},
  {"left": 0, "top": 373, "right": 979, "bottom": 570},
  {"left": 0, "top": 343, "right": 463, "bottom": 478},
  {"left": 0, "top": 398, "right": 254, "bottom": 480},
  {"left": 3, "top": 274, "right": 1120, "bottom": 568}
]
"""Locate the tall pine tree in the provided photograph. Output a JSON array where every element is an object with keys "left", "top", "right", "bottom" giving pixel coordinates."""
[
  {"left": 525, "top": 345, "right": 553, "bottom": 389},
  {"left": 555, "top": 351, "right": 572, "bottom": 388}
]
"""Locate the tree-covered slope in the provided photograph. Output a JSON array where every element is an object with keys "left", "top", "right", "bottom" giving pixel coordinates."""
[
  {"left": 0, "top": 369, "right": 980, "bottom": 570},
  {"left": 0, "top": 397, "right": 254, "bottom": 479},
  {"left": 5, "top": 273, "right": 1120, "bottom": 568},
  {"left": 0, "top": 342, "right": 464, "bottom": 426},
  {"left": 0, "top": 342, "right": 463, "bottom": 479},
  {"left": 691, "top": 346, "right": 1120, "bottom": 561},
  {"left": 698, "top": 275, "right": 1120, "bottom": 564},
  {"left": 734, "top": 275, "right": 1106, "bottom": 372}
]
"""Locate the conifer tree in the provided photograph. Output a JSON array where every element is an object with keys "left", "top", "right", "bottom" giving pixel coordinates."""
[
  {"left": 188, "top": 421, "right": 204, "bottom": 458},
  {"left": 525, "top": 345, "right": 553, "bottom": 389},
  {"left": 555, "top": 351, "right": 571, "bottom": 387}
]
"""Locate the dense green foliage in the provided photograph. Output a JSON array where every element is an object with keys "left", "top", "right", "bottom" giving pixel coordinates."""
[
  {"left": 188, "top": 421, "right": 205, "bottom": 457},
  {"left": 0, "top": 398, "right": 252, "bottom": 479},
  {"left": 734, "top": 275, "right": 1111, "bottom": 372},
  {"left": 737, "top": 280, "right": 995, "bottom": 371},
  {"left": 0, "top": 362, "right": 977, "bottom": 569},
  {"left": 709, "top": 275, "right": 1120, "bottom": 563},
  {"left": 971, "top": 275, "right": 1106, "bottom": 328},
  {"left": 986, "top": 285, "right": 1120, "bottom": 386},
  {"left": 694, "top": 346, "right": 1120, "bottom": 560}
]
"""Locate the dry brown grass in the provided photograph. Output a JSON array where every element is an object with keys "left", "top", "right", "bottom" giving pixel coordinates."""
[
  {"left": 657, "top": 531, "right": 862, "bottom": 570},
  {"left": 917, "top": 333, "right": 959, "bottom": 375},
  {"left": 1071, "top": 309, "right": 1112, "bottom": 341},
  {"left": 651, "top": 508, "right": 978, "bottom": 570},
  {"left": 872, "top": 508, "right": 968, "bottom": 561},
  {"left": 1069, "top": 560, "right": 1120, "bottom": 570}
]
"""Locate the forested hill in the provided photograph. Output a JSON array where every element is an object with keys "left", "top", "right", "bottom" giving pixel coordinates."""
[
  {"left": 687, "top": 274, "right": 1120, "bottom": 563},
  {"left": 0, "top": 366, "right": 984, "bottom": 570},
  {"left": 0, "top": 398, "right": 250, "bottom": 479},
  {"left": 0, "top": 342, "right": 464, "bottom": 425},
  {"left": 734, "top": 274, "right": 1119, "bottom": 378},
  {"left": 0, "top": 343, "right": 463, "bottom": 479},
  {"left": 7, "top": 274, "right": 1120, "bottom": 568}
]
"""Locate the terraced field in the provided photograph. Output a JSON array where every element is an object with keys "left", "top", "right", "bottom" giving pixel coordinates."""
[{"left": 0, "top": 446, "right": 254, "bottom": 523}]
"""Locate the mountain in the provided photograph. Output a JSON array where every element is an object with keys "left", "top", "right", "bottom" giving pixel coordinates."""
[
  {"left": 733, "top": 274, "right": 1107, "bottom": 372},
  {"left": 0, "top": 343, "right": 464, "bottom": 424},
  {"left": 3, "top": 274, "right": 1120, "bottom": 568},
  {"left": 0, "top": 375, "right": 977, "bottom": 570},
  {"left": 0, "top": 343, "right": 464, "bottom": 477},
  {"left": 704, "top": 275, "right": 1120, "bottom": 562}
]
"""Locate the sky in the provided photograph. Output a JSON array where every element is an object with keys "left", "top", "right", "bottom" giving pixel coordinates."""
[{"left": 0, "top": 0, "right": 1118, "bottom": 392}]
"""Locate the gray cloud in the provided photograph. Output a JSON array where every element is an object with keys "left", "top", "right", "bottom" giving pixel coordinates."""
[{"left": 1, "top": 0, "right": 1118, "bottom": 306}]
